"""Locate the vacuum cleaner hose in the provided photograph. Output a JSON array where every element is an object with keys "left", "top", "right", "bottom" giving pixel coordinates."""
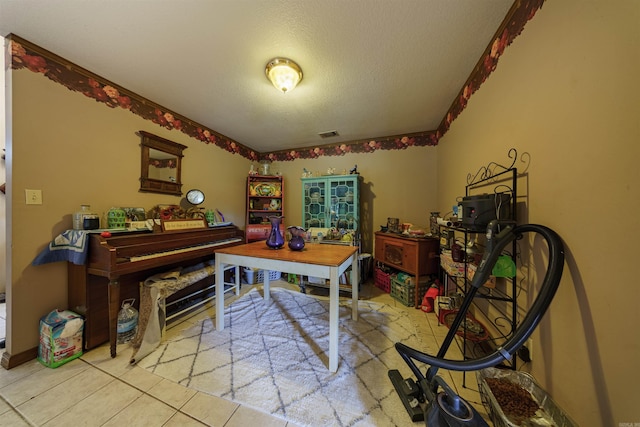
[{"left": 396, "top": 223, "right": 564, "bottom": 372}]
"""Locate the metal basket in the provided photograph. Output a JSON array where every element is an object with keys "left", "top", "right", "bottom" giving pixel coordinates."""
[{"left": 476, "top": 367, "right": 577, "bottom": 427}]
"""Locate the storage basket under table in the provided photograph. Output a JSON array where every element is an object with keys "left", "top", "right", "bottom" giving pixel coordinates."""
[{"left": 243, "top": 268, "right": 281, "bottom": 284}]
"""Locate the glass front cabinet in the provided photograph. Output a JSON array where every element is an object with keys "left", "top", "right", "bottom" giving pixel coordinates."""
[{"left": 301, "top": 175, "right": 360, "bottom": 232}]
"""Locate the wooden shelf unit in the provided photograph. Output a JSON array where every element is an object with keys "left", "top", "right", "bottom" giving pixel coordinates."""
[{"left": 245, "top": 175, "right": 284, "bottom": 243}]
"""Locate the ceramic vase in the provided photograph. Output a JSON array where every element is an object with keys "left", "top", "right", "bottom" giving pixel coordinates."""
[
  {"left": 266, "top": 216, "right": 285, "bottom": 249},
  {"left": 287, "top": 226, "right": 306, "bottom": 251}
]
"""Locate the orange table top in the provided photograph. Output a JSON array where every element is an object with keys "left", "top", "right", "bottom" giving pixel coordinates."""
[{"left": 215, "top": 240, "right": 358, "bottom": 267}]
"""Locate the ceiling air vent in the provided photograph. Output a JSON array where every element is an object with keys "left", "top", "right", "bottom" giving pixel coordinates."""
[{"left": 318, "top": 130, "right": 339, "bottom": 139}]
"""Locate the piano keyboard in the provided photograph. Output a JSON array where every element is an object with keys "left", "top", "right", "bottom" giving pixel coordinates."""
[{"left": 129, "top": 237, "right": 243, "bottom": 262}]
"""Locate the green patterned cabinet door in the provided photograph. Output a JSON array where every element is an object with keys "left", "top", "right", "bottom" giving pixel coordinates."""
[{"left": 301, "top": 175, "right": 360, "bottom": 231}]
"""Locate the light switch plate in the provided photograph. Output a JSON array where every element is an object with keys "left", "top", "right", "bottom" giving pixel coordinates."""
[{"left": 25, "top": 189, "right": 43, "bottom": 205}]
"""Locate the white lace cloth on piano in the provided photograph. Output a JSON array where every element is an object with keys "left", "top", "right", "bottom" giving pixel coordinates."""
[{"left": 129, "top": 260, "right": 216, "bottom": 364}]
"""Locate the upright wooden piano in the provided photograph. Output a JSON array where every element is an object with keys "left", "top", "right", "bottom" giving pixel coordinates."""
[{"left": 68, "top": 225, "right": 243, "bottom": 357}]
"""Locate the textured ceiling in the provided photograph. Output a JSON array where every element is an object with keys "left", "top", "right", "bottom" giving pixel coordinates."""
[{"left": 0, "top": 0, "right": 514, "bottom": 153}]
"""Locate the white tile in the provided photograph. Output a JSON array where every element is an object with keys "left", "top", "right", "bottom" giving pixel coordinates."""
[
  {"left": 180, "top": 392, "right": 238, "bottom": 427},
  {"left": 0, "top": 359, "right": 46, "bottom": 388},
  {"left": 0, "top": 395, "right": 13, "bottom": 415},
  {"left": 16, "top": 367, "right": 114, "bottom": 425},
  {"left": 101, "top": 394, "right": 177, "bottom": 427},
  {"left": 147, "top": 378, "right": 196, "bottom": 409},
  {"left": 0, "top": 408, "right": 33, "bottom": 426},
  {"left": 0, "top": 358, "right": 89, "bottom": 406},
  {"left": 42, "top": 378, "right": 142, "bottom": 426},
  {"left": 119, "top": 365, "right": 164, "bottom": 392},
  {"left": 163, "top": 411, "right": 209, "bottom": 426},
  {"left": 225, "top": 405, "right": 287, "bottom": 427},
  {"left": 80, "top": 343, "right": 138, "bottom": 378}
]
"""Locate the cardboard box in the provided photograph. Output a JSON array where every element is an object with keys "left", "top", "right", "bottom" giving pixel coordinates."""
[{"left": 38, "top": 310, "right": 84, "bottom": 368}]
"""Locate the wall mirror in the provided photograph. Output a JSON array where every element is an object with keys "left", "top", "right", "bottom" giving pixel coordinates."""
[{"left": 139, "top": 130, "right": 187, "bottom": 196}]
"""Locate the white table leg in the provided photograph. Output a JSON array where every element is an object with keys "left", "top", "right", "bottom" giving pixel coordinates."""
[
  {"left": 351, "top": 253, "right": 359, "bottom": 321},
  {"left": 234, "top": 265, "right": 240, "bottom": 295},
  {"left": 263, "top": 270, "right": 271, "bottom": 302},
  {"left": 216, "top": 257, "right": 225, "bottom": 331},
  {"left": 329, "top": 266, "right": 339, "bottom": 372}
]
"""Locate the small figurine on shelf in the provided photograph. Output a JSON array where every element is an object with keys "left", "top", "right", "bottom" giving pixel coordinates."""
[
  {"left": 349, "top": 164, "right": 358, "bottom": 174},
  {"left": 269, "top": 199, "right": 280, "bottom": 210},
  {"left": 302, "top": 168, "right": 310, "bottom": 178},
  {"left": 249, "top": 164, "right": 258, "bottom": 176}
]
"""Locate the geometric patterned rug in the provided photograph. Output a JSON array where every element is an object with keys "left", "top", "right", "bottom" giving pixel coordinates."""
[{"left": 138, "top": 287, "right": 428, "bottom": 426}]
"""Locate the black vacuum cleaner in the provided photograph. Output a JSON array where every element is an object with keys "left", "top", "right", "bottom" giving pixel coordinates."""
[{"left": 389, "top": 220, "right": 565, "bottom": 426}]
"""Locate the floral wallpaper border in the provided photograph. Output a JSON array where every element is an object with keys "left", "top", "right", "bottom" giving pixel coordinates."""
[
  {"left": 8, "top": 0, "right": 543, "bottom": 162},
  {"left": 149, "top": 158, "right": 177, "bottom": 169}
]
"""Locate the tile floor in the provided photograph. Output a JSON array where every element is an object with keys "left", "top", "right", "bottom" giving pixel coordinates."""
[{"left": 0, "top": 280, "right": 489, "bottom": 426}]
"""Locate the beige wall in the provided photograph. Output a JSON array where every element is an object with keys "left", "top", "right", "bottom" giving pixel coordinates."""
[
  {"left": 7, "top": 69, "right": 249, "bottom": 356},
  {"left": 437, "top": 1, "right": 639, "bottom": 425}
]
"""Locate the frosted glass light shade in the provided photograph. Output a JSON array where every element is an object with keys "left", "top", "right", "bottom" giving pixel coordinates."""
[{"left": 265, "top": 58, "right": 302, "bottom": 93}]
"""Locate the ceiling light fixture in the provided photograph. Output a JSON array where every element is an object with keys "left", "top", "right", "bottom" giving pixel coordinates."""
[{"left": 265, "top": 57, "right": 303, "bottom": 93}]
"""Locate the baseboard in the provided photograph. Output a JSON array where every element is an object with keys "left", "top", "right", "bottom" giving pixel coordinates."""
[{"left": 1, "top": 346, "right": 38, "bottom": 370}]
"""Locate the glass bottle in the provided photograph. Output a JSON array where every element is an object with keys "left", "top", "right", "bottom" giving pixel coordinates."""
[
  {"left": 116, "top": 299, "right": 139, "bottom": 344},
  {"left": 260, "top": 160, "right": 271, "bottom": 175},
  {"left": 73, "top": 205, "right": 92, "bottom": 230}
]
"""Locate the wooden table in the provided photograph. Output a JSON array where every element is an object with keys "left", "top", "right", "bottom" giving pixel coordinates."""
[{"left": 215, "top": 241, "right": 359, "bottom": 372}]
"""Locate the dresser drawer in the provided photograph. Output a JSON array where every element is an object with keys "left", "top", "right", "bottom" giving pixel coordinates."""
[
  {"left": 374, "top": 232, "right": 439, "bottom": 275},
  {"left": 375, "top": 238, "right": 418, "bottom": 271}
]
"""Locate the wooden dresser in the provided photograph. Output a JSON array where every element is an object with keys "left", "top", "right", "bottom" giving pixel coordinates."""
[{"left": 374, "top": 231, "right": 439, "bottom": 308}]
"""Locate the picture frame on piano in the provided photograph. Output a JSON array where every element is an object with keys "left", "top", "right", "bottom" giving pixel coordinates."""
[
  {"left": 162, "top": 218, "right": 208, "bottom": 232},
  {"left": 122, "top": 207, "right": 146, "bottom": 221}
]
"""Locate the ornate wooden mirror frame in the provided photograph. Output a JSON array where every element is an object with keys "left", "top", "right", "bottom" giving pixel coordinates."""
[{"left": 139, "top": 130, "right": 187, "bottom": 196}]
